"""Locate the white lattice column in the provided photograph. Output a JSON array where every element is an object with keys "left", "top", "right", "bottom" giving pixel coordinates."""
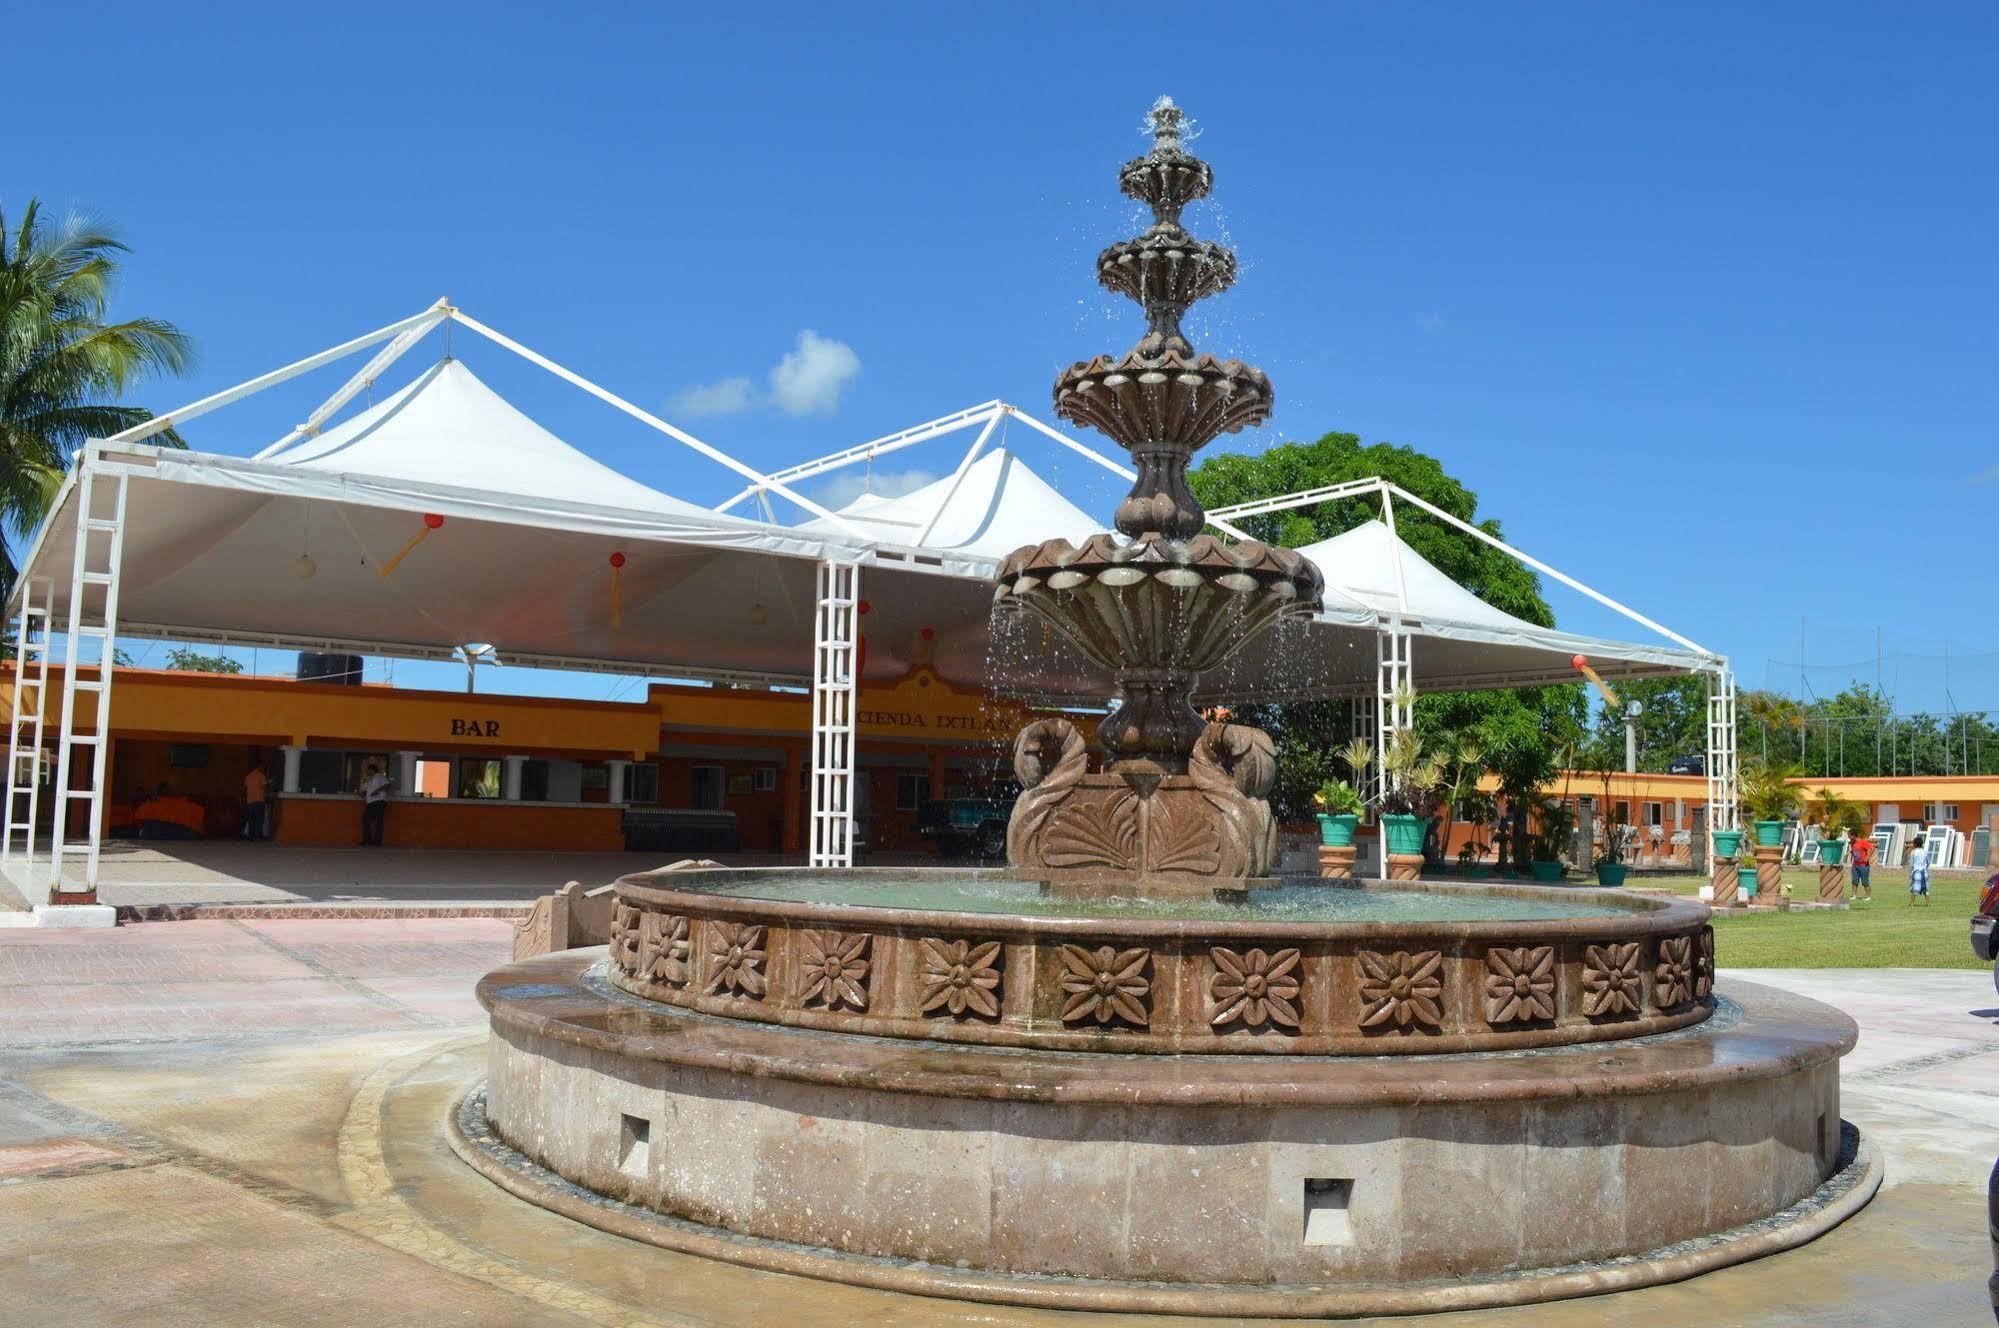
[
  {"left": 4, "top": 577, "right": 53, "bottom": 865},
  {"left": 809, "top": 560, "right": 861, "bottom": 867},
  {"left": 1375, "top": 625, "right": 1416, "bottom": 881},
  {"left": 46, "top": 461, "right": 129, "bottom": 905},
  {"left": 1706, "top": 667, "right": 1739, "bottom": 836}
]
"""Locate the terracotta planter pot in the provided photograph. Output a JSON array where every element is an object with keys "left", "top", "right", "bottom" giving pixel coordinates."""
[
  {"left": 1385, "top": 852, "right": 1424, "bottom": 881},
  {"left": 1711, "top": 858, "right": 1741, "bottom": 906},
  {"left": 1752, "top": 844, "right": 1784, "bottom": 903},
  {"left": 1817, "top": 863, "right": 1846, "bottom": 902},
  {"left": 1316, "top": 843, "right": 1356, "bottom": 879}
]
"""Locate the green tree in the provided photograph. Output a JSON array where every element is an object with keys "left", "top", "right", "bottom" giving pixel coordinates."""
[
  {"left": 1, "top": 200, "right": 193, "bottom": 597},
  {"left": 1190, "top": 430, "right": 1585, "bottom": 829},
  {"left": 162, "top": 646, "right": 240, "bottom": 674},
  {"left": 1581, "top": 675, "right": 1709, "bottom": 773}
]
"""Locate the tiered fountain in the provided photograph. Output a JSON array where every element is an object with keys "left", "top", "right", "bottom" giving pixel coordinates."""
[{"left": 461, "top": 101, "right": 1874, "bottom": 1316}]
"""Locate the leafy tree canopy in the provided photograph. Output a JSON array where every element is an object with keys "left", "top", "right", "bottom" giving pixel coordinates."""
[
  {"left": 1, "top": 200, "right": 193, "bottom": 598},
  {"left": 162, "top": 646, "right": 240, "bottom": 674},
  {"left": 1189, "top": 430, "right": 1585, "bottom": 819}
]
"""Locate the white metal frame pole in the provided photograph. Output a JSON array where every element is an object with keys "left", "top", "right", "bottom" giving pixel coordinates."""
[
  {"left": 4, "top": 577, "right": 54, "bottom": 863},
  {"left": 1375, "top": 623, "right": 1414, "bottom": 881},
  {"left": 809, "top": 560, "right": 861, "bottom": 867},
  {"left": 46, "top": 456, "right": 129, "bottom": 900},
  {"left": 1705, "top": 665, "right": 1739, "bottom": 841},
  {"left": 913, "top": 412, "right": 1002, "bottom": 546}
]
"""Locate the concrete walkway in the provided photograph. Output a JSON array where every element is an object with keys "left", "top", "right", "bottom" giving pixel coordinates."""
[
  {"left": 1, "top": 920, "right": 1993, "bottom": 1326},
  {"left": 0, "top": 842, "right": 886, "bottom": 912}
]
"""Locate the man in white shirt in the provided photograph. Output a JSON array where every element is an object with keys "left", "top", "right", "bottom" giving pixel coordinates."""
[{"left": 360, "top": 765, "right": 393, "bottom": 846}]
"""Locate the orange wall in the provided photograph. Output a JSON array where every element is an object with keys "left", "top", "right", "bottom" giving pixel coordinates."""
[{"left": 273, "top": 795, "right": 623, "bottom": 850}]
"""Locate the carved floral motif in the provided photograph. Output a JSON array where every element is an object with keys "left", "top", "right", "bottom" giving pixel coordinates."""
[
  {"left": 703, "top": 921, "right": 766, "bottom": 998},
  {"left": 1357, "top": 950, "right": 1444, "bottom": 1029},
  {"left": 641, "top": 912, "right": 691, "bottom": 987},
  {"left": 1654, "top": 935, "right": 1694, "bottom": 1010},
  {"left": 1582, "top": 942, "right": 1643, "bottom": 1018},
  {"left": 1694, "top": 927, "right": 1716, "bottom": 1001},
  {"left": 798, "top": 931, "right": 870, "bottom": 1011},
  {"left": 917, "top": 938, "right": 1003, "bottom": 1018},
  {"left": 1209, "top": 946, "right": 1301, "bottom": 1029},
  {"left": 1059, "top": 944, "right": 1151, "bottom": 1026},
  {"left": 1482, "top": 946, "right": 1556, "bottom": 1025},
  {"left": 611, "top": 903, "right": 641, "bottom": 975}
]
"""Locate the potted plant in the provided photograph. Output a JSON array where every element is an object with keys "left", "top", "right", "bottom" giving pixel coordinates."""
[
  {"left": 1376, "top": 730, "right": 1435, "bottom": 859},
  {"left": 1312, "top": 776, "right": 1365, "bottom": 847},
  {"left": 1740, "top": 761, "right": 1803, "bottom": 846},
  {"left": 1803, "top": 786, "right": 1867, "bottom": 865},
  {"left": 1594, "top": 809, "right": 1630, "bottom": 887},
  {"left": 1528, "top": 794, "right": 1575, "bottom": 882}
]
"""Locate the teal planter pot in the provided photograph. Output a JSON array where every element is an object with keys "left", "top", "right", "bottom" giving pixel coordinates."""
[
  {"left": 1817, "top": 840, "right": 1846, "bottom": 866},
  {"left": 1753, "top": 820, "right": 1785, "bottom": 847},
  {"left": 1529, "top": 861, "right": 1565, "bottom": 883},
  {"left": 1595, "top": 863, "right": 1629, "bottom": 887},
  {"left": 1315, "top": 813, "right": 1359, "bottom": 847},
  {"left": 1380, "top": 813, "right": 1428, "bottom": 856},
  {"left": 1712, "top": 829, "right": 1744, "bottom": 858}
]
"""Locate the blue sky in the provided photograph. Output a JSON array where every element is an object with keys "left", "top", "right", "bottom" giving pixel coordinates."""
[{"left": 10, "top": 3, "right": 1996, "bottom": 708}]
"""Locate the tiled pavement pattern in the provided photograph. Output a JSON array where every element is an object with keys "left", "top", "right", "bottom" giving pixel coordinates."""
[{"left": 0, "top": 918, "right": 1995, "bottom": 1326}]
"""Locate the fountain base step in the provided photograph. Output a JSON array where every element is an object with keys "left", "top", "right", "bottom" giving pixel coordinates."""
[{"left": 472, "top": 951, "right": 1866, "bottom": 1311}]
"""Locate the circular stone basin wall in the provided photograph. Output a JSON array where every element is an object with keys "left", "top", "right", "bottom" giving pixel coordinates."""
[{"left": 605, "top": 869, "right": 1715, "bottom": 1055}]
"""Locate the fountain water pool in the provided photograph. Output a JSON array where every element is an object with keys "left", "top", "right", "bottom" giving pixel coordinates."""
[{"left": 461, "top": 100, "right": 1874, "bottom": 1315}]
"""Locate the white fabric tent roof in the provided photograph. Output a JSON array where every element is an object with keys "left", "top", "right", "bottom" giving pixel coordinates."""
[
  {"left": 277, "top": 359, "right": 711, "bottom": 518},
  {"left": 798, "top": 448, "right": 1099, "bottom": 559},
  {"left": 8, "top": 329, "right": 1715, "bottom": 702}
]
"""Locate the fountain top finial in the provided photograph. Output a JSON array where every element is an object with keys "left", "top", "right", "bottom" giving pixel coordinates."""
[{"left": 1146, "top": 96, "right": 1187, "bottom": 154}]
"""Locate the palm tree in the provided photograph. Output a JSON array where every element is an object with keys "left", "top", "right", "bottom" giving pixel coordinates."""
[{"left": 0, "top": 199, "right": 193, "bottom": 596}]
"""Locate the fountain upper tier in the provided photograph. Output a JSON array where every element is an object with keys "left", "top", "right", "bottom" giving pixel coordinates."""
[{"left": 1051, "top": 96, "right": 1271, "bottom": 541}]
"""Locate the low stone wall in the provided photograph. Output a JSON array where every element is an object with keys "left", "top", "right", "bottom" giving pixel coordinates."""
[
  {"left": 605, "top": 871, "right": 1716, "bottom": 1055},
  {"left": 477, "top": 952, "right": 1855, "bottom": 1296}
]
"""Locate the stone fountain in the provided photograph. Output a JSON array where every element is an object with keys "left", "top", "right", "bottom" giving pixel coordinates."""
[
  {"left": 458, "top": 101, "right": 1876, "bottom": 1316},
  {"left": 996, "top": 97, "right": 1322, "bottom": 895}
]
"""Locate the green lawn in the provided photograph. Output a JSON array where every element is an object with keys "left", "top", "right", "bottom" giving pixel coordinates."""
[{"left": 1640, "top": 870, "right": 1988, "bottom": 969}]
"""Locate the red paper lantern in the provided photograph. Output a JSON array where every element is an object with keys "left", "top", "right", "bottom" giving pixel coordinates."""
[
  {"left": 423, "top": 512, "right": 445, "bottom": 530},
  {"left": 608, "top": 551, "right": 626, "bottom": 568}
]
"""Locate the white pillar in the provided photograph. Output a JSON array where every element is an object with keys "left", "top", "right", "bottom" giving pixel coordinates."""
[
  {"left": 503, "top": 755, "right": 527, "bottom": 801},
  {"left": 1375, "top": 624, "right": 1415, "bottom": 882},
  {"left": 280, "top": 745, "right": 304, "bottom": 794},
  {"left": 605, "top": 759, "right": 629, "bottom": 806},
  {"left": 809, "top": 559, "right": 861, "bottom": 867},
  {"left": 396, "top": 750, "right": 420, "bottom": 797}
]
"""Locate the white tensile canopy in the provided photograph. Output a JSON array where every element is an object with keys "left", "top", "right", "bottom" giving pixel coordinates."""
[
  {"left": 799, "top": 447, "right": 1100, "bottom": 560},
  {"left": 3, "top": 301, "right": 1735, "bottom": 901}
]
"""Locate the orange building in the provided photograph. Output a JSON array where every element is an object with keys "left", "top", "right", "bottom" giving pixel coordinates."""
[{"left": 0, "top": 660, "right": 1029, "bottom": 856}]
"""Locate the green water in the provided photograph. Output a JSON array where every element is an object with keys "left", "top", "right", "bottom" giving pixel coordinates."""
[{"left": 665, "top": 873, "right": 1625, "bottom": 923}]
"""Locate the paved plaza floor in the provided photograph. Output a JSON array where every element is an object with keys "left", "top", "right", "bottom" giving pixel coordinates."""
[{"left": 0, "top": 918, "right": 1994, "bottom": 1326}]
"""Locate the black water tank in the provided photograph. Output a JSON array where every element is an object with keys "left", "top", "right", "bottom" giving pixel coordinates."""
[{"left": 297, "top": 652, "right": 364, "bottom": 685}]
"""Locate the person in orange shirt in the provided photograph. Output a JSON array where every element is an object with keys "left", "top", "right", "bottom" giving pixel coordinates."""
[
  {"left": 242, "top": 760, "right": 271, "bottom": 841},
  {"left": 1848, "top": 831, "right": 1874, "bottom": 902}
]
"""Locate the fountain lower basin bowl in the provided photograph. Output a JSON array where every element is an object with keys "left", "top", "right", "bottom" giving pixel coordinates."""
[{"left": 601, "top": 868, "right": 1714, "bottom": 1055}]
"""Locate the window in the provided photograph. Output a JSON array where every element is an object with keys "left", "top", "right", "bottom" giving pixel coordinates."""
[
  {"left": 1922, "top": 802, "right": 1959, "bottom": 823},
  {"left": 690, "top": 765, "right": 725, "bottom": 810},
  {"left": 1643, "top": 801, "right": 1663, "bottom": 828},
  {"left": 1613, "top": 800, "right": 1630, "bottom": 825},
  {"left": 896, "top": 772, "right": 927, "bottom": 811},
  {"left": 456, "top": 758, "right": 502, "bottom": 799},
  {"left": 520, "top": 759, "right": 551, "bottom": 802},
  {"left": 626, "top": 763, "right": 660, "bottom": 805},
  {"left": 754, "top": 766, "right": 778, "bottom": 793}
]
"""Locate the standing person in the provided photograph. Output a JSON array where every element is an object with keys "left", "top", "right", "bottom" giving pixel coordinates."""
[
  {"left": 360, "top": 762, "right": 393, "bottom": 846},
  {"left": 1849, "top": 830, "right": 1874, "bottom": 903},
  {"left": 1908, "top": 834, "right": 1931, "bottom": 905},
  {"left": 241, "top": 758, "right": 270, "bottom": 841}
]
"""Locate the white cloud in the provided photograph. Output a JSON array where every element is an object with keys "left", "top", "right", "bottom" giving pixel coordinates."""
[
  {"left": 669, "top": 375, "right": 756, "bottom": 417},
  {"left": 768, "top": 330, "right": 862, "bottom": 417},
  {"left": 814, "top": 467, "right": 938, "bottom": 511}
]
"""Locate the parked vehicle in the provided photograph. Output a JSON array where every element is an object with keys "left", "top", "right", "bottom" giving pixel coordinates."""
[
  {"left": 919, "top": 798, "right": 1010, "bottom": 859},
  {"left": 1667, "top": 755, "right": 1705, "bottom": 776},
  {"left": 1972, "top": 873, "right": 1999, "bottom": 996}
]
